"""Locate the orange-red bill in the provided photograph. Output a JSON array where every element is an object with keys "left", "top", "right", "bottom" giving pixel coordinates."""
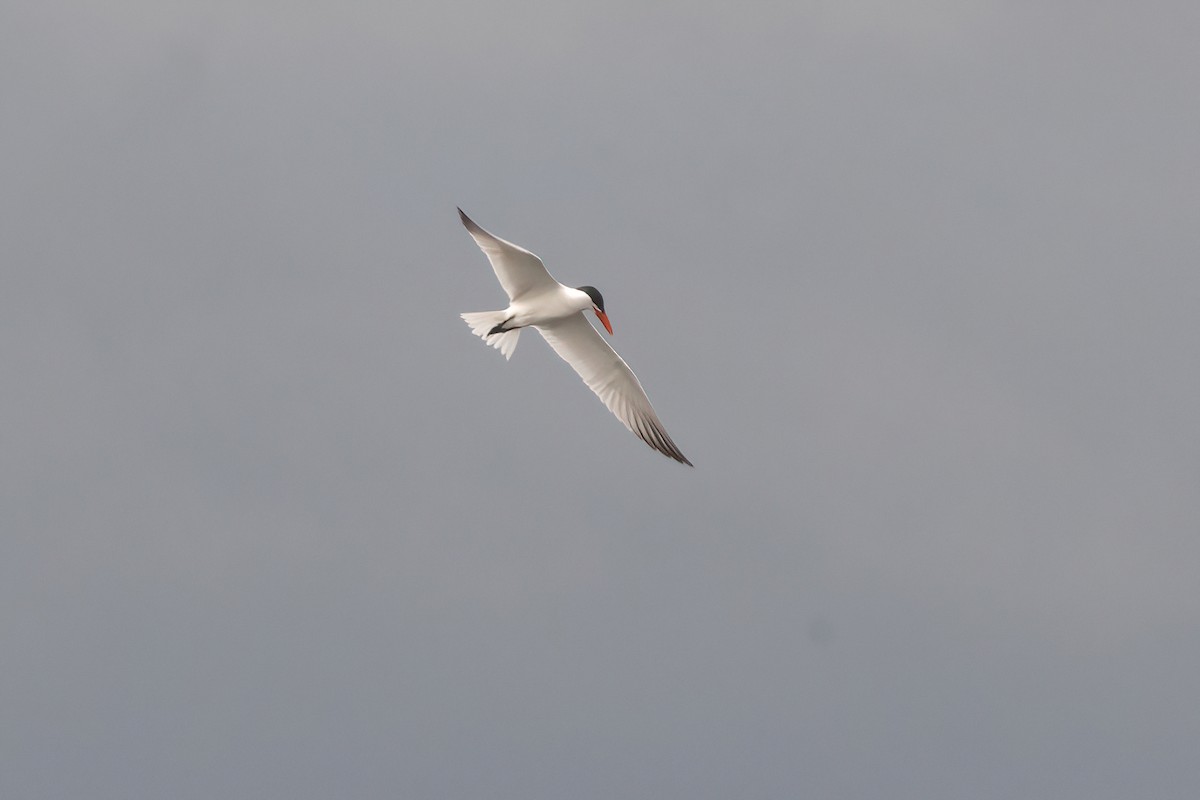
[{"left": 594, "top": 308, "right": 613, "bottom": 335}]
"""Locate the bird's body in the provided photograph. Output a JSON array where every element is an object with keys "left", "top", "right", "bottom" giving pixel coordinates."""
[
  {"left": 457, "top": 208, "right": 692, "bottom": 466},
  {"left": 494, "top": 284, "right": 596, "bottom": 330}
]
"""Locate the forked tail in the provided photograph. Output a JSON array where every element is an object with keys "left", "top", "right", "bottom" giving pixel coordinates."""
[{"left": 461, "top": 311, "right": 521, "bottom": 360}]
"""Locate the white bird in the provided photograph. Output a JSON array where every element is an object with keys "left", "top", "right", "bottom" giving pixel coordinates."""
[{"left": 458, "top": 208, "right": 692, "bottom": 466}]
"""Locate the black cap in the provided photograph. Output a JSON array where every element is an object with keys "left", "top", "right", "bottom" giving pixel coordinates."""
[{"left": 576, "top": 285, "right": 605, "bottom": 311}]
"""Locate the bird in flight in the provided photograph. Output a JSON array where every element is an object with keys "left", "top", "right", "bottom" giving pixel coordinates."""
[{"left": 458, "top": 208, "right": 692, "bottom": 466}]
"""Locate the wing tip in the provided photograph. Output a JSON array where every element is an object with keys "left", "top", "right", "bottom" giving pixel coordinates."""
[
  {"left": 457, "top": 206, "right": 482, "bottom": 233},
  {"left": 634, "top": 416, "right": 692, "bottom": 466},
  {"left": 663, "top": 441, "right": 693, "bottom": 467},
  {"left": 654, "top": 441, "right": 693, "bottom": 467}
]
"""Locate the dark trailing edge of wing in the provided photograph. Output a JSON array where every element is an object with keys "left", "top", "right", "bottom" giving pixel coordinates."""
[{"left": 637, "top": 417, "right": 693, "bottom": 466}]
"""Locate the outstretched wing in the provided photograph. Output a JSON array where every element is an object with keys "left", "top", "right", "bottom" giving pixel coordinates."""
[
  {"left": 458, "top": 208, "right": 559, "bottom": 302},
  {"left": 535, "top": 314, "right": 692, "bottom": 466}
]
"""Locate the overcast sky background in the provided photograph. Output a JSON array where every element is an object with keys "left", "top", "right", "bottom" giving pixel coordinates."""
[{"left": 4, "top": 2, "right": 1199, "bottom": 798}]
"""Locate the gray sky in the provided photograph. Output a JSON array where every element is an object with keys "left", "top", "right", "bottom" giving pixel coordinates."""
[{"left": 4, "top": 2, "right": 1199, "bottom": 798}]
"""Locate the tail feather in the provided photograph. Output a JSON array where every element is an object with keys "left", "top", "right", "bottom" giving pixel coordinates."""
[{"left": 461, "top": 311, "right": 521, "bottom": 360}]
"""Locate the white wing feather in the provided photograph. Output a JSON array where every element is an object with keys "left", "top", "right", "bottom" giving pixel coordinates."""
[
  {"left": 458, "top": 208, "right": 558, "bottom": 302},
  {"left": 535, "top": 314, "right": 692, "bottom": 466}
]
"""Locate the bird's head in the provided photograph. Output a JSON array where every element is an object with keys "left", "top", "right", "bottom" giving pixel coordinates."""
[{"left": 577, "top": 285, "right": 613, "bottom": 335}]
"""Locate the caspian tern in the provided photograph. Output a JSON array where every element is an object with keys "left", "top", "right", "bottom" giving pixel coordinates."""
[{"left": 458, "top": 208, "right": 692, "bottom": 466}]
